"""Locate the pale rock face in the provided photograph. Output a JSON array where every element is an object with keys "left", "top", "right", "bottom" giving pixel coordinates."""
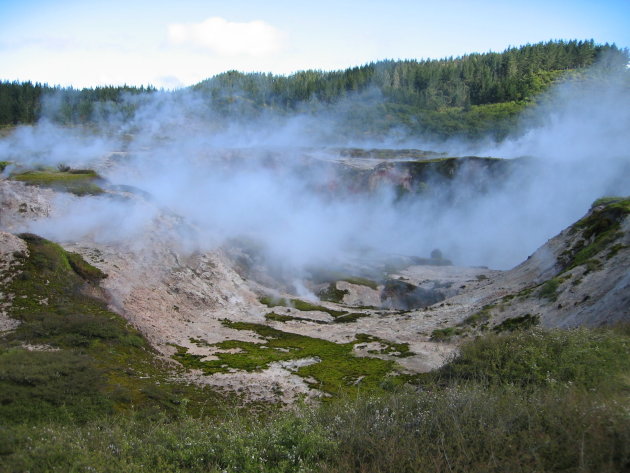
[
  {"left": 0, "top": 180, "right": 53, "bottom": 231},
  {"left": 0, "top": 231, "right": 27, "bottom": 332}
]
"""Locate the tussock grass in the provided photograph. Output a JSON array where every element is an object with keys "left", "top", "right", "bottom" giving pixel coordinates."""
[
  {"left": 429, "top": 326, "right": 630, "bottom": 391},
  {"left": 2, "top": 325, "right": 629, "bottom": 472}
]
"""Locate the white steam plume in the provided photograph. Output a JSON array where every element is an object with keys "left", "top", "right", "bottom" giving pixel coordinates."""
[{"left": 0, "top": 61, "right": 628, "bottom": 275}]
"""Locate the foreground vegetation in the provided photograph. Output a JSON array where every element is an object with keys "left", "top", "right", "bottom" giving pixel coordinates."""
[
  {"left": 1, "top": 231, "right": 629, "bottom": 471},
  {"left": 1, "top": 325, "right": 628, "bottom": 472}
]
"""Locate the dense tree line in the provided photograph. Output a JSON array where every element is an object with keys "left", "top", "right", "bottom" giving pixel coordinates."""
[
  {"left": 0, "top": 83, "right": 155, "bottom": 126},
  {"left": 0, "top": 40, "right": 627, "bottom": 138},
  {"left": 195, "top": 40, "right": 624, "bottom": 110}
]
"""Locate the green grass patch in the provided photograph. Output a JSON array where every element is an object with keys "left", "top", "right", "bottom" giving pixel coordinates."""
[
  {"left": 317, "top": 283, "right": 348, "bottom": 303},
  {"left": 333, "top": 312, "right": 369, "bottom": 324},
  {"left": 429, "top": 325, "right": 630, "bottom": 391},
  {"left": 430, "top": 326, "right": 463, "bottom": 341},
  {"left": 10, "top": 169, "right": 105, "bottom": 196},
  {"left": 173, "top": 320, "right": 408, "bottom": 396},
  {"left": 1, "top": 385, "right": 629, "bottom": 473},
  {"left": 354, "top": 333, "right": 413, "bottom": 357},
  {"left": 561, "top": 196, "right": 630, "bottom": 271},
  {"left": 260, "top": 296, "right": 347, "bottom": 318},
  {"left": 462, "top": 304, "right": 494, "bottom": 328},
  {"left": 264, "top": 312, "right": 327, "bottom": 324},
  {"left": 1, "top": 233, "right": 227, "bottom": 424},
  {"left": 538, "top": 278, "right": 560, "bottom": 301},
  {"left": 492, "top": 313, "right": 540, "bottom": 332},
  {"left": 341, "top": 277, "right": 380, "bottom": 290},
  {"left": 432, "top": 304, "right": 496, "bottom": 341}
]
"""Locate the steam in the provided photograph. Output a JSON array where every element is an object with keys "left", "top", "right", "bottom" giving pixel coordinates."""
[{"left": 1, "top": 61, "right": 629, "bottom": 276}]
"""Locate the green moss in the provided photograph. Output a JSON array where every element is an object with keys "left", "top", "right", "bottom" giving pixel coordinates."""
[
  {"left": 430, "top": 327, "right": 463, "bottom": 341},
  {"left": 173, "top": 320, "right": 409, "bottom": 396},
  {"left": 493, "top": 314, "right": 540, "bottom": 333},
  {"left": 333, "top": 313, "right": 369, "bottom": 324},
  {"left": 562, "top": 197, "right": 630, "bottom": 271},
  {"left": 0, "top": 160, "right": 10, "bottom": 172},
  {"left": 260, "top": 296, "right": 347, "bottom": 318},
  {"left": 341, "top": 277, "right": 379, "bottom": 290},
  {"left": 538, "top": 278, "right": 560, "bottom": 301},
  {"left": 264, "top": 312, "right": 327, "bottom": 324},
  {"left": 1, "top": 233, "right": 226, "bottom": 423},
  {"left": 318, "top": 283, "right": 349, "bottom": 303},
  {"left": 354, "top": 333, "right": 413, "bottom": 357},
  {"left": 264, "top": 312, "right": 297, "bottom": 323},
  {"left": 462, "top": 305, "right": 494, "bottom": 328},
  {"left": 590, "top": 196, "right": 629, "bottom": 209},
  {"left": 66, "top": 251, "right": 107, "bottom": 283},
  {"left": 10, "top": 169, "right": 105, "bottom": 196},
  {"left": 607, "top": 243, "right": 628, "bottom": 259},
  {"left": 430, "top": 326, "right": 630, "bottom": 390}
]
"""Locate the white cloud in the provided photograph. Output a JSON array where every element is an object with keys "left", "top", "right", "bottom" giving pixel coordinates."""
[{"left": 167, "top": 17, "right": 284, "bottom": 56}]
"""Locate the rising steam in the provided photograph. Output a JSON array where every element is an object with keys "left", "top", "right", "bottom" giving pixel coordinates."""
[{"left": 1, "top": 61, "right": 629, "bottom": 274}]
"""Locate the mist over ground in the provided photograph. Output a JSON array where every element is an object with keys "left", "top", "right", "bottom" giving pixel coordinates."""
[{"left": 1, "top": 63, "right": 629, "bottom": 274}]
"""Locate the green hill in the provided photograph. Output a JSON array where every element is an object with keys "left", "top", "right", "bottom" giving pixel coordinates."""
[{"left": 1, "top": 40, "right": 627, "bottom": 139}]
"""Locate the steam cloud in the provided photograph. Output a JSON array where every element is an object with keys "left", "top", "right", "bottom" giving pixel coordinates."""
[{"left": 1, "top": 62, "right": 629, "bottom": 276}]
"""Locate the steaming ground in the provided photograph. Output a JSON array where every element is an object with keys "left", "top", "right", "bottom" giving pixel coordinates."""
[
  {"left": 1, "top": 157, "right": 629, "bottom": 401},
  {"left": 1, "top": 67, "right": 629, "bottom": 401}
]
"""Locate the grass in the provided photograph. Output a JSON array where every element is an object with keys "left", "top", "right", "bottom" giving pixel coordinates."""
[
  {"left": 492, "top": 313, "right": 540, "bottom": 332},
  {"left": 10, "top": 168, "right": 105, "bottom": 196},
  {"left": 2, "top": 325, "right": 629, "bottom": 472},
  {"left": 173, "top": 320, "right": 410, "bottom": 396},
  {"left": 561, "top": 196, "right": 630, "bottom": 271},
  {"left": 260, "top": 296, "right": 347, "bottom": 318},
  {"left": 341, "top": 277, "right": 379, "bottom": 290},
  {"left": 430, "top": 304, "right": 496, "bottom": 341},
  {"left": 430, "top": 326, "right": 463, "bottom": 341},
  {"left": 265, "top": 310, "right": 368, "bottom": 325},
  {"left": 264, "top": 312, "right": 327, "bottom": 324},
  {"left": 354, "top": 333, "right": 414, "bottom": 357},
  {"left": 317, "top": 283, "right": 349, "bottom": 303},
  {"left": 462, "top": 304, "right": 494, "bottom": 328},
  {"left": 333, "top": 312, "right": 370, "bottom": 324},
  {"left": 0, "top": 233, "right": 228, "bottom": 424},
  {"left": 428, "top": 325, "right": 630, "bottom": 391},
  {"left": 538, "top": 278, "right": 560, "bottom": 301}
]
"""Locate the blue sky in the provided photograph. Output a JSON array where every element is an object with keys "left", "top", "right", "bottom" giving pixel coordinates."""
[{"left": 1, "top": 0, "right": 628, "bottom": 88}]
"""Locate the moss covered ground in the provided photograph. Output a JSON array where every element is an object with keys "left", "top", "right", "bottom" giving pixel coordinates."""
[
  {"left": 0, "top": 233, "right": 228, "bottom": 424},
  {"left": 561, "top": 196, "right": 630, "bottom": 271},
  {"left": 260, "top": 296, "right": 347, "bottom": 318},
  {"left": 2, "top": 324, "right": 628, "bottom": 472},
  {"left": 10, "top": 168, "right": 105, "bottom": 195},
  {"left": 174, "top": 320, "right": 411, "bottom": 396}
]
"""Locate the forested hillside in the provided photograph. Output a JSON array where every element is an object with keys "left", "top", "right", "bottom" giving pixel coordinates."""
[{"left": 1, "top": 40, "right": 627, "bottom": 138}]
